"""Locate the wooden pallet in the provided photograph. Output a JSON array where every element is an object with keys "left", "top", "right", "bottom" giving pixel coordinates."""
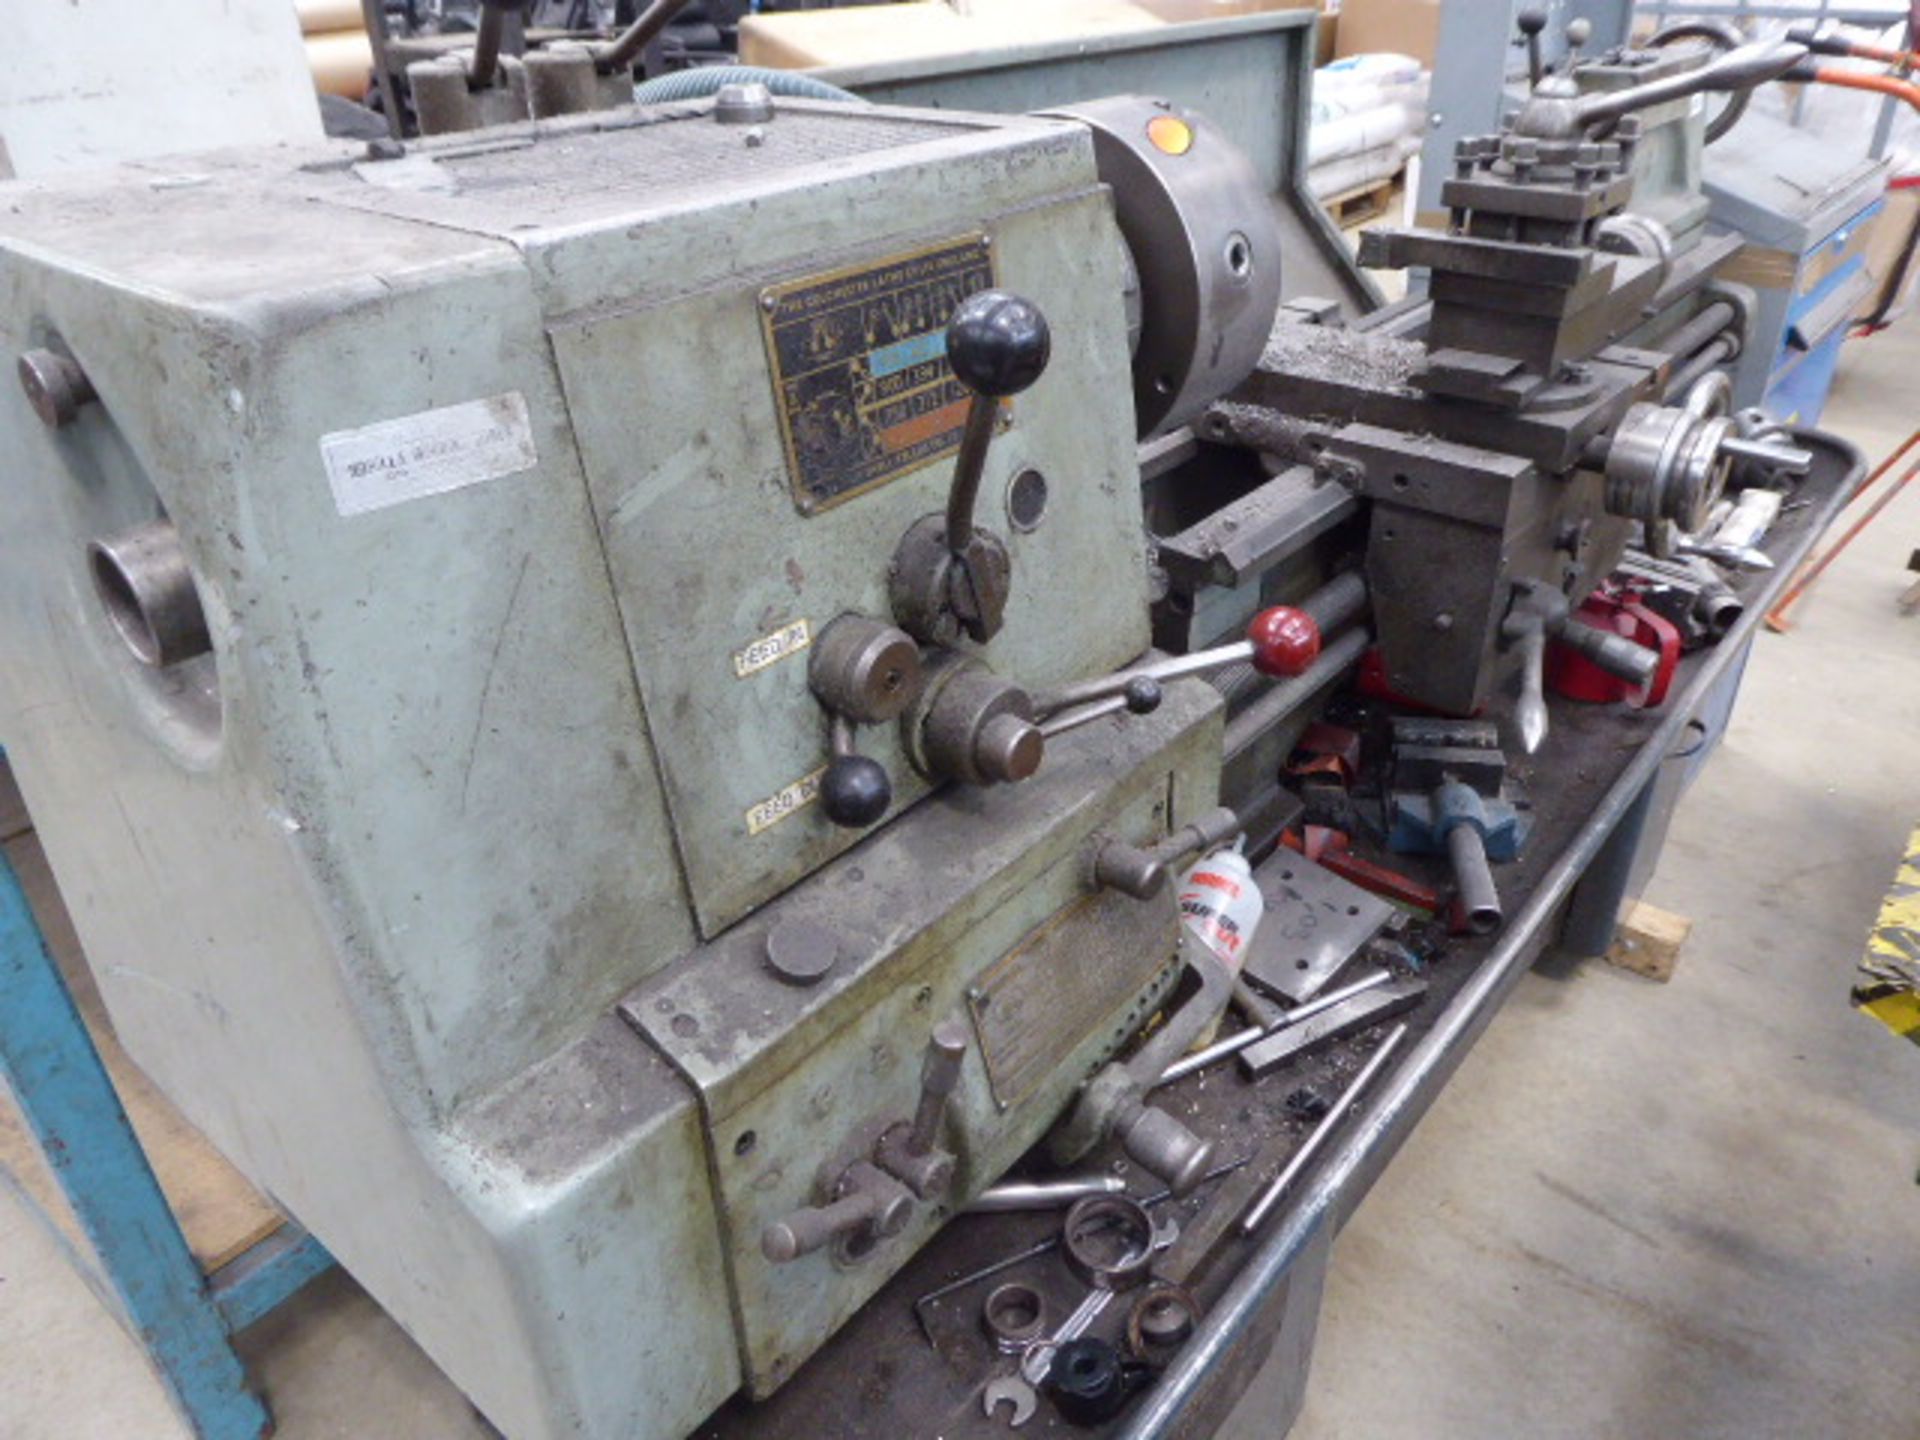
[
  {"left": 0, "top": 765, "right": 284, "bottom": 1273},
  {"left": 1323, "top": 170, "right": 1403, "bottom": 231}
]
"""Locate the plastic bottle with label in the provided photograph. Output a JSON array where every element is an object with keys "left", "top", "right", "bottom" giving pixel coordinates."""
[
  {"left": 1177, "top": 840, "right": 1262, "bottom": 970},
  {"left": 1176, "top": 840, "right": 1264, "bottom": 1048}
]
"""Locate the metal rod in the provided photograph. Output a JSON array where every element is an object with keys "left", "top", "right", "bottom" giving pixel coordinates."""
[
  {"left": 592, "top": 0, "right": 695, "bottom": 71},
  {"left": 1122, "top": 430, "right": 1867, "bottom": 1440},
  {"left": 469, "top": 0, "right": 506, "bottom": 87},
  {"left": 1222, "top": 627, "right": 1369, "bottom": 761},
  {"left": 359, "top": 0, "right": 405, "bottom": 139},
  {"left": 1719, "top": 434, "right": 1814, "bottom": 475},
  {"left": 964, "top": 1175, "right": 1126, "bottom": 1213},
  {"left": 1305, "top": 569, "right": 1370, "bottom": 635},
  {"left": 1446, "top": 825, "right": 1502, "bottom": 936},
  {"left": 1237, "top": 1024, "right": 1410, "bottom": 1234},
  {"left": 1153, "top": 970, "right": 1394, "bottom": 1088},
  {"left": 1040, "top": 694, "right": 1126, "bottom": 739},
  {"left": 944, "top": 398, "right": 999, "bottom": 556},
  {"left": 1654, "top": 299, "right": 1736, "bottom": 364},
  {"left": 1039, "top": 639, "right": 1248, "bottom": 713},
  {"left": 1664, "top": 335, "right": 1737, "bottom": 402}
]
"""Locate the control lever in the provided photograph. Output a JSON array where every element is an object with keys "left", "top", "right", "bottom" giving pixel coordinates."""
[
  {"left": 810, "top": 614, "right": 925, "bottom": 829},
  {"left": 1035, "top": 605, "right": 1322, "bottom": 724},
  {"left": 1089, "top": 806, "right": 1242, "bottom": 901},
  {"left": 760, "top": 1161, "right": 915, "bottom": 1263},
  {"left": 891, "top": 291, "right": 1051, "bottom": 647},
  {"left": 765, "top": 1022, "right": 970, "bottom": 1263},
  {"left": 1516, "top": 8, "right": 1546, "bottom": 87},
  {"left": 1558, "top": 17, "right": 1591, "bottom": 75},
  {"left": 875, "top": 1021, "right": 968, "bottom": 1198},
  {"left": 1511, "top": 36, "right": 1806, "bottom": 139}
]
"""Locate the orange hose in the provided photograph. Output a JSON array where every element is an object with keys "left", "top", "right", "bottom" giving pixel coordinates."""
[
  {"left": 1813, "top": 66, "right": 1920, "bottom": 113},
  {"left": 1765, "top": 426, "right": 1920, "bottom": 631},
  {"left": 1840, "top": 41, "right": 1918, "bottom": 68}
]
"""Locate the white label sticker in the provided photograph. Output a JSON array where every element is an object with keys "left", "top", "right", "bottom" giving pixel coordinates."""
[
  {"left": 746, "top": 766, "right": 826, "bottom": 836},
  {"left": 732, "top": 619, "right": 812, "bottom": 679},
  {"left": 320, "top": 392, "right": 537, "bottom": 517}
]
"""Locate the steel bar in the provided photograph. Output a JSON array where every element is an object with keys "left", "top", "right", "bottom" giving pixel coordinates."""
[
  {"left": 1446, "top": 824, "right": 1502, "bottom": 935},
  {"left": 1720, "top": 434, "right": 1814, "bottom": 474},
  {"left": 470, "top": 0, "right": 507, "bottom": 86},
  {"left": 1664, "top": 335, "right": 1737, "bottom": 402},
  {"left": 1222, "top": 627, "right": 1370, "bottom": 762},
  {"left": 359, "top": 0, "right": 406, "bottom": 139},
  {"left": 1123, "top": 430, "right": 1865, "bottom": 1440},
  {"left": 1040, "top": 694, "right": 1126, "bottom": 738},
  {"left": 1153, "top": 969, "right": 1394, "bottom": 1088},
  {"left": 1653, "top": 299, "right": 1736, "bottom": 363},
  {"left": 964, "top": 1176, "right": 1126, "bottom": 1213},
  {"left": 594, "top": 0, "right": 695, "bottom": 72},
  {"left": 1237, "top": 1022, "right": 1410, "bottom": 1234}
]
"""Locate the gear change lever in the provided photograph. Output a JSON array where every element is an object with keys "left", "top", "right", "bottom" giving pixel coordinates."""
[{"left": 890, "top": 291, "right": 1051, "bottom": 647}]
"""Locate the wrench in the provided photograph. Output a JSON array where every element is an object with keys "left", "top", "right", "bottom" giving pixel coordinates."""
[
  {"left": 1018, "top": 1215, "right": 1179, "bottom": 1385},
  {"left": 983, "top": 1375, "right": 1037, "bottom": 1428}
]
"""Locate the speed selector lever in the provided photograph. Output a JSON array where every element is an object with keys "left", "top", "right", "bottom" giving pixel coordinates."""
[{"left": 890, "top": 290, "right": 1051, "bottom": 648}]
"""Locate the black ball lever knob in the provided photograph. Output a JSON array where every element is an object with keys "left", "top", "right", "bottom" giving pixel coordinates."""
[
  {"left": 946, "top": 291, "right": 1051, "bottom": 399},
  {"left": 820, "top": 753, "right": 892, "bottom": 829}
]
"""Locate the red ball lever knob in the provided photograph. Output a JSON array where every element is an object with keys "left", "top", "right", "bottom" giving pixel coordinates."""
[{"left": 1246, "top": 606, "right": 1321, "bottom": 678}]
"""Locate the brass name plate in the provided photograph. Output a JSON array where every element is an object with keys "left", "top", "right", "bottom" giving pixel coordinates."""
[{"left": 760, "top": 234, "right": 995, "bottom": 514}]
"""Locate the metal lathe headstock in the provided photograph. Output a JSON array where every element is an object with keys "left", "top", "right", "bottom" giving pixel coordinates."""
[{"left": 0, "top": 88, "right": 1301, "bottom": 1438}]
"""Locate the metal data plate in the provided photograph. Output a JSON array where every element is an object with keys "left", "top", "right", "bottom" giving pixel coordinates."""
[
  {"left": 1242, "top": 854, "right": 1396, "bottom": 1004},
  {"left": 967, "top": 887, "right": 1180, "bottom": 1111},
  {"left": 760, "top": 233, "right": 995, "bottom": 514}
]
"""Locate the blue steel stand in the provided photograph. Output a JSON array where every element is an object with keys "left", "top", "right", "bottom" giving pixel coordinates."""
[{"left": 0, "top": 846, "right": 333, "bottom": 1439}]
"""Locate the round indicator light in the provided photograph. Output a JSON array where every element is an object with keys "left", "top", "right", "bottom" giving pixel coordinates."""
[{"left": 1145, "top": 115, "right": 1194, "bottom": 156}]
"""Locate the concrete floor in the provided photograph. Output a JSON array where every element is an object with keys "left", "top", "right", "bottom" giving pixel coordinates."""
[{"left": 3, "top": 332, "right": 1918, "bottom": 1438}]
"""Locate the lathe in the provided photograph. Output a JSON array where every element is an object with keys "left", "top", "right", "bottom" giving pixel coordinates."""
[{"left": 0, "top": 18, "right": 1846, "bottom": 1440}]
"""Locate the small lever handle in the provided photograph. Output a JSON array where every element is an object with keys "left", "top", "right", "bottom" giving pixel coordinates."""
[
  {"left": 907, "top": 1020, "right": 969, "bottom": 1155},
  {"left": 761, "top": 1161, "right": 914, "bottom": 1263},
  {"left": 1557, "top": 619, "right": 1661, "bottom": 689},
  {"left": 820, "top": 716, "right": 892, "bottom": 830},
  {"left": 943, "top": 292, "right": 1051, "bottom": 554},
  {"left": 1516, "top": 8, "right": 1547, "bottom": 87},
  {"left": 875, "top": 1021, "right": 968, "bottom": 1199}
]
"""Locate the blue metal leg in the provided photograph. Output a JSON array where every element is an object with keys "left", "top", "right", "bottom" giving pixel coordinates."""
[
  {"left": 211, "top": 1225, "right": 335, "bottom": 1336},
  {"left": 0, "top": 847, "right": 301, "bottom": 1440}
]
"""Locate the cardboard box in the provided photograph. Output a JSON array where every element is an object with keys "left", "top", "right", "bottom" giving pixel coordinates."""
[
  {"left": 1334, "top": 0, "right": 1439, "bottom": 65},
  {"left": 741, "top": 0, "right": 1330, "bottom": 72},
  {"left": 1861, "top": 187, "right": 1920, "bottom": 324}
]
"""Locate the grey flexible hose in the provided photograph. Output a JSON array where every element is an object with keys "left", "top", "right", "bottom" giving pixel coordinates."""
[{"left": 631, "top": 65, "right": 866, "bottom": 106}]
